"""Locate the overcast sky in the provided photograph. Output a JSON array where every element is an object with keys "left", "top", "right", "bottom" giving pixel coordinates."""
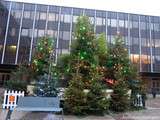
[{"left": 9, "top": 0, "right": 160, "bottom": 16}]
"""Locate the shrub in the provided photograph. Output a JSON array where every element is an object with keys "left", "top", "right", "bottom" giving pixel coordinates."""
[
  {"left": 5, "top": 80, "right": 27, "bottom": 93},
  {"left": 110, "top": 80, "right": 130, "bottom": 112}
]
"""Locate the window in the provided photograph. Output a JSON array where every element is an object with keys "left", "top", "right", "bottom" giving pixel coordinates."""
[
  {"left": 12, "top": 10, "right": 21, "bottom": 18},
  {"left": 48, "top": 13, "right": 58, "bottom": 21},
  {"left": 140, "top": 22, "right": 146, "bottom": 30},
  {"left": 10, "top": 28, "right": 16, "bottom": 36},
  {"left": 47, "top": 30, "right": 54, "bottom": 36},
  {"left": 38, "top": 29, "right": 45, "bottom": 37},
  {"left": 29, "top": 29, "right": 33, "bottom": 37},
  {"left": 96, "top": 17, "right": 103, "bottom": 25},
  {"left": 130, "top": 21, "right": 138, "bottom": 28},
  {"left": 62, "top": 49, "right": 69, "bottom": 54},
  {"left": 108, "top": 19, "right": 111, "bottom": 26},
  {"left": 40, "top": 12, "right": 46, "bottom": 20},
  {"left": 34, "top": 29, "right": 38, "bottom": 38},
  {"left": 111, "top": 19, "right": 117, "bottom": 27},
  {"left": 60, "top": 31, "right": 70, "bottom": 40},
  {"left": 64, "top": 14, "right": 71, "bottom": 23},
  {"left": 21, "top": 29, "right": 29, "bottom": 36},
  {"left": 89, "top": 17, "right": 94, "bottom": 24},
  {"left": 151, "top": 23, "right": 159, "bottom": 31},
  {"left": 119, "top": 20, "right": 125, "bottom": 27},
  {"left": 63, "top": 31, "right": 70, "bottom": 40},
  {"left": 73, "top": 16, "right": 78, "bottom": 23},
  {"left": 23, "top": 11, "right": 30, "bottom": 19}
]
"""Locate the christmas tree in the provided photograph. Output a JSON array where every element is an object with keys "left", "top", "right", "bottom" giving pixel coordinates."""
[
  {"left": 32, "top": 37, "right": 54, "bottom": 76},
  {"left": 64, "top": 56, "right": 87, "bottom": 115},
  {"left": 106, "top": 34, "right": 142, "bottom": 111},
  {"left": 64, "top": 16, "right": 109, "bottom": 115},
  {"left": 110, "top": 80, "right": 130, "bottom": 112},
  {"left": 33, "top": 37, "right": 58, "bottom": 97},
  {"left": 87, "top": 67, "right": 109, "bottom": 114}
]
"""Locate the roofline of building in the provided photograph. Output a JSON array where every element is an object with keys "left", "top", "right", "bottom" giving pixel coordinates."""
[{"left": 4, "top": 0, "right": 160, "bottom": 18}]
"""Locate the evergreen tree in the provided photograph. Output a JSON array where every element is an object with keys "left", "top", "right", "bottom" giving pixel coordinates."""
[
  {"left": 96, "top": 33, "right": 108, "bottom": 66},
  {"left": 64, "top": 56, "right": 87, "bottom": 115},
  {"left": 32, "top": 37, "right": 54, "bottom": 76},
  {"left": 64, "top": 16, "right": 109, "bottom": 114},
  {"left": 106, "top": 35, "right": 142, "bottom": 111},
  {"left": 87, "top": 67, "right": 109, "bottom": 114},
  {"left": 110, "top": 80, "right": 130, "bottom": 112},
  {"left": 32, "top": 37, "right": 58, "bottom": 97},
  {"left": 106, "top": 35, "right": 131, "bottom": 81}
]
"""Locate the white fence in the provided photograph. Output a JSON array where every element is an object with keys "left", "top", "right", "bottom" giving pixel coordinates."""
[
  {"left": 133, "top": 94, "right": 143, "bottom": 107},
  {"left": 2, "top": 90, "right": 24, "bottom": 110}
]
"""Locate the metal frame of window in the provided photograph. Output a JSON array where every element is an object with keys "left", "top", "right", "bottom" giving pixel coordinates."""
[
  {"left": 1, "top": 1, "right": 12, "bottom": 64},
  {"left": 29, "top": 4, "right": 37, "bottom": 63},
  {"left": 15, "top": 3, "right": 24, "bottom": 64},
  {"left": 149, "top": 16, "right": 153, "bottom": 72},
  {"left": 139, "top": 15, "right": 142, "bottom": 72},
  {"left": 55, "top": 6, "right": 61, "bottom": 64}
]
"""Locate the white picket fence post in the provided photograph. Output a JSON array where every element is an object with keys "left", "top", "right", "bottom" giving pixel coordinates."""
[
  {"left": 134, "top": 93, "right": 143, "bottom": 107},
  {"left": 2, "top": 90, "right": 24, "bottom": 110}
]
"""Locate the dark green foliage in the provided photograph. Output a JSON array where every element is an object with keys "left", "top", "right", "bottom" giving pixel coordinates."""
[
  {"left": 71, "top": 16, "right": 98, "bottom": 65},
  {"left": 95, "top": 33, "right": 108, "bottom": 66},
  {"left": 5, "top": 64, "right": 32, "bottom": 93},
  {"left": 64, "top": 16, "right": 109, "bottom": 115},
  {"left": 5, "top": 80, "right": 27, "bottom": 92},
  {"left": 87, "top": 79, "right": 109, "bottom": 114},
  {"left": 32, "top": 37, "right": 54, "bottom": 76},
  {"left": 34, "top": 74, "right": 58, "bottom": 97},
  {"left": 110, "top": 80, "right": 130, "bottom": 112},
  {"left": 32, "top": 37, "right": 58, "bottom": 97},
  {"left": 106, "top": 35, "right": 142, "bottom": 111},
  {"left": 64, "top": 74, "right": 87, "bottom": 115}
]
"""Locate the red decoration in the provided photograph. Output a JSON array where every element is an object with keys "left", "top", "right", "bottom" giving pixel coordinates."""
[{"left": 104, "top": 78, "right": 116, "bottom": 85}]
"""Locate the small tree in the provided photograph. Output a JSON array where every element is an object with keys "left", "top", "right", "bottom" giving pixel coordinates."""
[
  {"left": 110, "top": 80, "right": 130, "bottom": 112},
  {"left": 106, "top": 35, "right": 136, "bottom": 111},
  {"left": 5, "top": 64, "right": 32, "bottom": 93},
  {"left": 33, "top": 37, "right": 58, "bottom": 97},
  {"left": 87, "top": 67, "right": 109, "bottom": 114}
]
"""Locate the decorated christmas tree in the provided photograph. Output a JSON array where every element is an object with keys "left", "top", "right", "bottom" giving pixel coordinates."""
[
  {"left": 87, "top": 67, "right": 109, "bottom": 114},
  {"left": 106, "top": 34, "right": 142, "bottom": 111},
  {"left": 32, "top": 37, "right": 54, "bottom": 76},
  {"left": 110, "top": 80, "right": 130, "bottom": 112},
  {"left": 64, "top": 16, "right": 109, "bottom": 114},
  {"left": 33, "top": 37, "right": 58, "bottom": 97},
  {"left": 64, "top": 56, "right": 87, "bottom": 115}
]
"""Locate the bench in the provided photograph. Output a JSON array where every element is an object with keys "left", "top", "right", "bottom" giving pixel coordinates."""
[{"left": 14, "top": 97, "right": 64, "bottom": 120}]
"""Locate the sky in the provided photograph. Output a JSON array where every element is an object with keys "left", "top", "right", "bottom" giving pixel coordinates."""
[{"left": 9, "top": 0, "right": 160, "bottom": 16}]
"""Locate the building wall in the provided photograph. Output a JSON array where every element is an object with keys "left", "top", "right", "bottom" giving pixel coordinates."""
[{"left": 1, "top": 1, "right": 160, "bottom": 73}]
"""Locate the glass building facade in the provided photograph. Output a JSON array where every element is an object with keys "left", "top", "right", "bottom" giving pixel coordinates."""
[{"left": 1, "top": 0, "right": 160, "bottom": 89}]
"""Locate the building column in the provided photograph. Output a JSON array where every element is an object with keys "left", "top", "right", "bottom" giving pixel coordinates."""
[
  {"left": 105, "top": 11, "right": 108, "bottom": 45},
  {"left": 127, "top": 13, "right": 130, "bottom": 56},
  {"left": 55, "top": 7, "right": 61, "bottom": 64},
  {"left": 94, "top": 10, "right": 96, "bottom": 33},
  {"left": 117, "top": 12, "right": 119, "bottom": 33},
  {"left": 1, "top": 2, "right": 12, "bottom": 64},
  {"left": 69, "top": 8, "right": 73, "bottom": 52},
  {"left": 15, "top": 3, "right": 24, "bottom": 64},
  {"left": 45, "top": 5, "right": 49, "bottom": 36},
  {"left": 139, "top": 15, "right": 142, "bottom": 72},
  {"left": 149, "top": 16, "right": 153, "bottom": 72},
  {"left": 29, "top": 4, "right": 37, "bottom": 63}
]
